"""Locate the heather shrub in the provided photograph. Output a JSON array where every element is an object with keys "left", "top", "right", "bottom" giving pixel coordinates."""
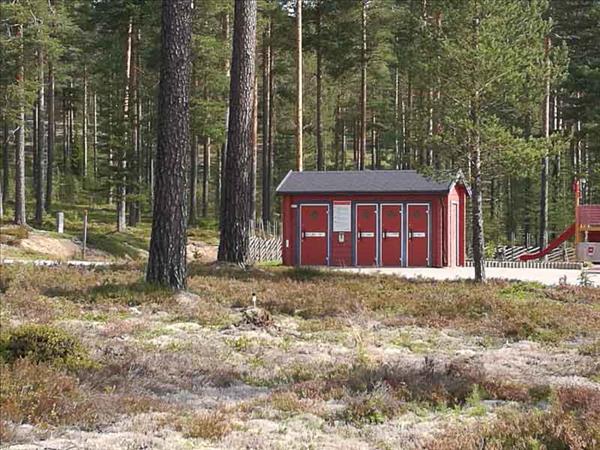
[
  {"left": 0, "top": 359, "right": 94, "bottom": 428},
  {"left": 339, "top": 384, "right": 402, "bottom": 425},
  {"left": 427, "top": 386, "right": 600, "bottom": 450},
  {"left": 176, "top": 411, "right": 231, "bottom": 441},
  {"left": 0, "top": 324, "right": 91, "bottom": 370}
]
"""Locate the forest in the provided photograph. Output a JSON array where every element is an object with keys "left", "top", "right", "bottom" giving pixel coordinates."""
[{"left": 1, "top": 0, "right": 598, "bottom": 263}]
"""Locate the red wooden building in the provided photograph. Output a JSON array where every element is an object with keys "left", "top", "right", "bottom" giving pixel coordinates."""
[{"left": 276, "top": 170, "right": 469, "bottom": 267}]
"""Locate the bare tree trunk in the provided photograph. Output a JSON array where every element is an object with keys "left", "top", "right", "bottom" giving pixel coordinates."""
[
  {"left": 539, "top": 36, "right": 551, "bottom": 250},
  {"left": 3, "top": 110, "right": 10, "bottom": 204},
  {"left": 32, "top": 106, "right": 37, "bottom": 194},
  {"left": 371, "top": 115, "right": 376, "bottom": 169},
  {"left": 341, "top": 113, "right": 346, "bottom": 170},
  {"left": 295, "top": 0, "right": 303, "bottom": 171},
  {"left": 46, "top": 62, "right": 55, "bottom": 210},
  {"left": 68, "top": 81, "right": 74, "bottom": 171},
  {"left": 189, "top": 134, "right": 198, "bottom": 225},
  {"left": 261, "top": 21, "right": 271, "bottom": 225},
  {"left": 470, "top": 15, "right": 485, "bottom": 282},
  {"left": 353, "top": 118, "right": 358, "bottom": 169},
  {"left": 471, "top": 92, "right": 485, "bottom": 282},
  {"left": 15, "top": 25, "right": 26, "bottom": 225},
  {"left": 35, "top": 49, "right": 46, "bottom": 225},
  {"left": 202, "top": 136, "right": 210, "bottom": 218},
  {"left": 359, "top": 0, "right": 367, "bottom": 171},
  {"left": 251, "top": 75, "right": 258, "bottom": 222},
  {"left": 146, "top": 0, "right": 193, "bottom": 289},
  {"left": 315, "top": 0, "right": 324, "bottom": 171},
  {"left": 93, "top": 91, "right": 97, "bottom": 179},
  {"left": 267, "top": 26, "right": 274, "bottom": 219},
  {"left": 128, "top": 27, "right": 141, "bottom": 227},
  {"left": 118, "top": 19, "right": 133, "bottom": 232},
  {"left": 218, "top": 0, "right": 257, "bottom": 263},
  {"left": 394, "top": 67, "right": 400, "bottom": 169},
  {"left": 406, "top": 75, "right": 412, "bottom": 169},
  {"left": 334, "top": 102, "right": 340, "bottom": 170},
  {"left": 82, "top": 67, "right": 88, "bottom": 178},
  {"left": 218, "top": 12, "right": 230, "bottom": 220},
  {"left": 62, "top": 93, "right": 67, "bottom": 172},
  {"left": 107, "top": 90, "right": 114, "bottom": 204}
]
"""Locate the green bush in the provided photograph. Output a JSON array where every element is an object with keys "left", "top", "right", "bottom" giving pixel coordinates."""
[{"left": 0, "top": 324, "right": 91, "bottom": 370}]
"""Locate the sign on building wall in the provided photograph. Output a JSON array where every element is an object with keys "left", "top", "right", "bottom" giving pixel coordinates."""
[{"left": 333, "top": 201, "right": 351, "bottom": 232}]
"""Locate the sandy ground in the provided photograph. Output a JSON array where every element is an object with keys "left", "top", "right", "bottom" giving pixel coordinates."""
[
  {"left": 0, "top": 228, "right": 111, "bottom": 261},
  {"left": 334, "top": 265, "right": 600, "bottom": 287}
]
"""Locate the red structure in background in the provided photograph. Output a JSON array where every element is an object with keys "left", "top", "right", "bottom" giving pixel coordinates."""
[
  {"left": 521, "top": 178, "right": 600, "bottom": 262},
  {"left": 276, "top": 170, "right": 469, "bottom": 268}
]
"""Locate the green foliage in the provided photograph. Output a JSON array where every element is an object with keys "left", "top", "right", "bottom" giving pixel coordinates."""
[
  {"left": 1, "top": 0, "right": 599, "bottom": 253},
  {"left": 0, "top": 324, "right": 92, "bottom": 370}
]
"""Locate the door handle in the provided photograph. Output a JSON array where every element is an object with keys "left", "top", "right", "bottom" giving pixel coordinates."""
[
  {"left": 301, "top": 230, "right": 306, "bottom": 240},
  {"left": 383, "top": 229, "right": 386, "bottom": 239},
  {"left": 358, "top": 228, "right": 361, "bottom": 240}
]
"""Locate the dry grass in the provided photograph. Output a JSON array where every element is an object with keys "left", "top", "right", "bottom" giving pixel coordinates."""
[
  {"left": 187, "top": 264, "right": 600, "bottom": 343},
  {"left": 427, "top": 386, "right": 600, "bottom": 450},
  {"left": 0, "top": 360, "right": 95, "bottom": 428},
  {"left": 174, "top": 411, "right": 231, "bottom": 441},
  {"left": 0, "top": 262, "right": 599, "bottom": 448}
]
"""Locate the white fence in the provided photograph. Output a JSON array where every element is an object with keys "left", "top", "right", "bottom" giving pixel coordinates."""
[{"left": 248, "top": 219, "right": 282, "bottom": 263}]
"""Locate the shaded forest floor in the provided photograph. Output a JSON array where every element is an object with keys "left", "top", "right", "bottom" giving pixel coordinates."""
[{"left": 1, "top": 263, "right": 599, "bottom": 449}]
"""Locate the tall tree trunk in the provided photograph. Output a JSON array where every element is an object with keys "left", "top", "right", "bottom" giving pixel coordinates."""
[
  {"left": 32, "top": 106, "right": 37, "bottom": 194},
  {"left": 146, "top": 0, "right": 193, "bottom": 289},
  {"left": 470, "top": 15, "right": 485, "bottom": 282},
  {"left": 107, "top": 91, "right": 114, "bottom": 204},
  {"left": 128, "top": 27, "right": 141, "bottom": 227},
  {"left": 341, "top": 113, "right": 346, "bottom": 170},
  {"left": 82, "top": 67, "right": 88, "bottom": 178},
  {"left": 251, "top": 76, "right": 258, "bottom": 222},
  {"left": 118, "top": 19, "right": 133, "bottom": 232},
  {"left": 471, "top": 92, "right": 485, "bottom": 282},
  {"left": 218, "top": 12, "right": 230, "bottom": 219},
  {"left": 68, "top": 82, "right": 74, "bottom": 172},
  {"left": 15, "top": 25, "right": 26, "bottom": 225},
  {"left": 406, "top": 75, "right": 413, "bottom": 169},
  {"left": 62, "top": 93, "right": 67, "bottom": 172},
  {"left": 261, "top": 21, "right": 271, "bottom": 225},
  {"left": 93, "top": 91, "right": 98, "bottom": 179},
  {"left": 315, "top": 0, "right": 324, "bottom": 171},
  {"left": 46, "top": 62, "right": 55, "bottom": 210},
  {"left": 334, "top": 101, "right": 340, "bottom": 170},
  {"left": 218, "top": 0, "right": 257, "bottom": 263},
  {"left": 35, "top": 49, "right": 46, "bottom": 225},
  {"left": 2, "top": 112, "right": 9, "bottom": 204},
  {"left": 295, "top": 0, "right": 303, "bottom": 171},
  {"left": 371, "top": 115, "right": 376, "bottom": 169},
  {"left": 202, "top": 136, "right": 210, "bottom": 218},
  {"left": 539, "top": 36, "right": 551, "bottom": 250},
  {"left": 267, "top": 30, "right": 274, "bottom": 223},
  {"left": 189, "top": 134, "right": 198, "bottom": 225},
  {"left": 359, "top": 0, "right": 367, "bottom": 171},
  {"left": 394, "top": 67, "right": 400, "bottom": 169}
]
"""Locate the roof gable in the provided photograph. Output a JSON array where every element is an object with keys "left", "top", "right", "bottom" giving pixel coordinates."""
[{"left": 276, "top": 170, "right": 466, "bottom": 195}]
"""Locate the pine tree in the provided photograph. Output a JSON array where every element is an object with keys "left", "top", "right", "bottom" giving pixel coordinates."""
[
  {"left": 217, "top": 0, "right": 257, "bottom": 263},
  {"left": 146, "top": 0, "right": 193, "bottom": 289}
]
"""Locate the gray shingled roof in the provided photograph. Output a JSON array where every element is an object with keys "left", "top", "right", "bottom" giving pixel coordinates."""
[{"left": 276, "top": 170, "right": 462, "bottom": 194}]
